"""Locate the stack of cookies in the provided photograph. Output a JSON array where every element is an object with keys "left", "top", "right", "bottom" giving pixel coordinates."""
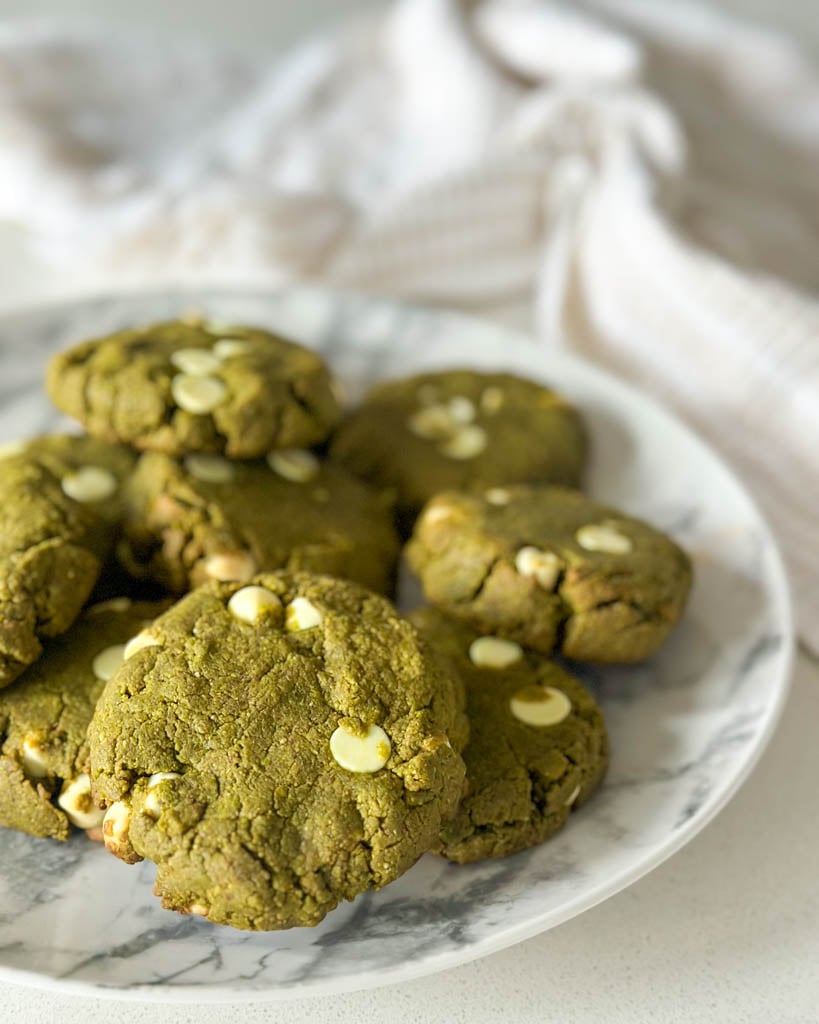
[{"left": 0, "top": 316, "right": 692, "bottom": 931}]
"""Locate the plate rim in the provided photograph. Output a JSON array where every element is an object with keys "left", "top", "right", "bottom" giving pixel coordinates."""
[{"left": 0, "top": 285, "right": 796, "bottom": 1003}]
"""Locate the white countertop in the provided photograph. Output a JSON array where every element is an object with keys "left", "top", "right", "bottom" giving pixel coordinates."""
[{"left": 0, "top": 1, "right": 818, "bottom": 1021}]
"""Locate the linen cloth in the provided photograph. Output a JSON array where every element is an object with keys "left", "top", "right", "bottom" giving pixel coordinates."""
[{"left": 0, "top": 0, "right": 817, "bottom": 648}]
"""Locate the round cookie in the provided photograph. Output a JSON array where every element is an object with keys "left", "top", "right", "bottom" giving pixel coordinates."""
[
  {"left": 0, "top": 447, "right": 125, "bottom": 689},
  {"left": 88, "top": 572, "right": 468, "bottom": 931},
  {"left": 119, "top": 451, "right": 400, "bottom": 596},
  {"left": 410, "top": 608, "right": 608, "bottom": 864},
  {"left": 46, "top": 319, "right": 342, "bottom": 458},
  {"left": 0, "top": 598, "right": 168, "bottom": 840},
  {"left": 329, "top": 371, "right": 587, "bottom": 520},
  {"left": 17, "top": 433, "right": 136, "bottom": 522},
  {"left": 406, "top": 486, "right": 692, "bottom": 663}
]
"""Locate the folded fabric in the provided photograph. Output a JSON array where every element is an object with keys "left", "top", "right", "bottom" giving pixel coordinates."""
[{"left": 0, "top": 0, "right": 817, "bottom": 648}]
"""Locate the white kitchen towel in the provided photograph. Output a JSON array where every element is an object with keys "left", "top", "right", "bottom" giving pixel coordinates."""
[{"left": 0, "top": 0, "right": 817, "bottom": 648}]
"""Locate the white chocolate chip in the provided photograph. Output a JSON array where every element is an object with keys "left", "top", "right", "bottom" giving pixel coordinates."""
[
  {"left": 485, "top": 488, "right": 511, "bottom": 506},
  {"left": 143, "top": 797, "right": 161, "bottom": 820},
  {"left": 212, "top": 338, "right": 252, "bottom": 359},
  {"left": 87, "top": 597, "right": 132, "bottom": 615},
  {"left": 148, "top": 772, "right": 181, "bottom": 787},
  {"left": 0, "top": 439, "right": 26, "bottom": 460},
  {"left": 285, "top": 596, "right": 323, "bottom": 632},
  {"left": 407, "top": 404, "right": 455, "bottom": 440},
  {"left": 416, "top": 384, "right": 440, "bottom": 406},
  {"left": 565, "top": 784, "right": 582, "bottom": 807},
  {"left": 447, "top": 396, "right": 476, "bottom": 424},
  {"left": 92, "top": 644, "right": 126, "bottom": 681},
  {"left": 439, "top": 424, "right": 487, "bottom": 460},
  {"left": 329, "top": 723, "right": 391, "bottom": 773},
  {"left": 171, "top": 373, "right": 227, "bottom": 414},
  {"left": 184, "top": 454, "right": 235, "bottom": 484},
  {"left": 20, "top": 736, "right": 49, "bottom": 779},
  {"left": 228, "top": 585, "right": 282, "bottom": 624},
  {"left": 515, "top": 546, "right": 562, "bottom": 590},
  {"left": 422, "top": 505, "right": 456, "bottom": 526},
  {"left": 575, "top": 523, "right": 633, "bottom": 555},
  {"left": 102, "top": 800, "right": 132, "bottom": 856},
  {"left": 469, "top": 636, "right": 523, "bottom": 669},
  {"left": 62, "top": 466, "right": 118, "bottom": 503},
  {"left": 267, "top": 448, "right": 320, "bottom": 483},
  {"left": 144, "top": 772, "right": 180, "bottom": 819},
  {"left": 179, "top": 309, "right": 205, "bottom": 326},
  {"left": 480, "top": 386, "right": 505, "bottom": 414},
  {"left": 188, "top": 902, "right": 210, "bottom": 917},
  {"left": 202, "top": 319, "right": 238, "bottom": 334},
  {"left": 170, "top": 347, "right": 223, "bottom": 376},
  {"left": 510, "top": 685, "right": 572, "bottom": 727},
  {"left": 204, "top": 551, "right": 257, "bottom": 582},
  {"left": 123, "top": 632, "right": 161, "bottom": 660},
  {"left": 57, "top": 774, "right": 105, "bottom": 830}
]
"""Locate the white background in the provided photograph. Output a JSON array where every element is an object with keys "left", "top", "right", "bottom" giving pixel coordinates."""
[
  {"left": 0, "top": 2, "right": 818, "bottom": 1022},
  {"left": 0, "top": 0, "right": 816, "bottom": 54}
]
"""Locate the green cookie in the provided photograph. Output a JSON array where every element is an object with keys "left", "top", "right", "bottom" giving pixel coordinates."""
[
  {"left": 89, "top": 572, "right": 468, "bottom": 931},
  {"left": 21, "top": 433, "right": 136, "bottom": 523},
  {"left": 0, "top": 444, "right": 129, "bottom": 689},
  {"left": 411, "top": 608, "right": 608, "bottom": 864},
  {"left": 119, "top": 450, "right": 400, "bottom": 596},
  {"left": 330, "top": 370, "right": 587, "bottom": 524},
  {"left": 406, "top": 485, "right": 692, "bottom": 662},
  {"left": 0, "top": 599, "right": 168, "bottom": 840},
  {"left": 47, "top": 318, "right": 342, "bottom": 458}
]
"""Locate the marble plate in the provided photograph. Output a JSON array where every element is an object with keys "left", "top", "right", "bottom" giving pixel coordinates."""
[{"left": 0, "top": 287, "right": 793, "bottom": 1002}]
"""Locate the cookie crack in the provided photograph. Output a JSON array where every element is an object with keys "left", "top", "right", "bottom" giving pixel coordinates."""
[
  {"left": 527, "top": 762, "right": 575, "bottom": 820},
  {"left": 239, "top": 841, "right": 273, "bottom": 882},
  {"left": 586, "top": 596, "right": 666, "bottom": 628},
  {"left": 79, "top": 364, "right": 100, "bottom": 434},
  {"left": 454, "top": 556, "right": 502, "bottom": 605},
  {"left": 11, "top": 537, "right": 86, "bottom": 634},
  {"left": 285, "top": 379, "right": 319, "bottom": 423},
  {"left": 144, "top": 362, "right": 179, "bottom": 433},
  {"left": 553, "top": 608, "right": 571, "bottom": 655}
]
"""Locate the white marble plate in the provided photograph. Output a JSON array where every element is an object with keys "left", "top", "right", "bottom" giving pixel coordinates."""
[{"left": 0, "top": 287, "right": 793, "bottom": 1002}]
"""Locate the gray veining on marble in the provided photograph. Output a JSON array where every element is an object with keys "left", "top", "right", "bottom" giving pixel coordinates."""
[{"left": 0, "top": 287, "right": 793, "bottom": 1001}]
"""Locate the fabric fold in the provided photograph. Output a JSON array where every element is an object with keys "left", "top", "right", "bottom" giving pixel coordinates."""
[{"left": 0, "top": 0, "right": 817, "bottom": 646}]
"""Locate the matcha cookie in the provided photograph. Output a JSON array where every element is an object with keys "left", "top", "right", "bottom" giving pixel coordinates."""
[
  {"left": 0, "top": 598, "right": 168, "bottom": 840},
  {"left": 14, "top": 433, "right": 136, "bottom": 523},
  {"left": 89, "top": 572, "right": 468, "bottom": 931},
  {"left": 119, "top": 451, "right": 400, "bottom": 595},
  {"left": 46, "top": 318, "right": 342, "bottom": 458},
  {"left": 406, "top": 486, "right": 692, "bottom": 662},
  {"left": 330, "top": 371, "right": 586, "bottom": 520},
  {"left": 0, "top": 447, "right": 127, "bottom": 689},
  {"left": 410, "top": 608, "right": 608, "bottom": 863}
]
